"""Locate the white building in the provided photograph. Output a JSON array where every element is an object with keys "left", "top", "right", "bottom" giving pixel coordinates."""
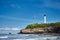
[{"left": 44, "top": 14, "right": 46, "bottom": 23}]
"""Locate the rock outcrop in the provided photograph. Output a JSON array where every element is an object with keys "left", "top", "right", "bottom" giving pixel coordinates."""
[
  {"left": 19, "top": 28, "right": 49, "bottom": 34},
  {"left": 19, "top": 28, "right": 60, "bottom": 34}
]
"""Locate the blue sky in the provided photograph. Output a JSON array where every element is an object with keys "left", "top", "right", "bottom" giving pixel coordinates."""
[{"left": 0, "top": 0, "right": 60, "bottom": 34}]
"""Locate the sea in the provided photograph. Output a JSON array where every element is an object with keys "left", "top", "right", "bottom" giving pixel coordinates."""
[{"left": 0, "top": 34, "right": 60, "bottom": 40}]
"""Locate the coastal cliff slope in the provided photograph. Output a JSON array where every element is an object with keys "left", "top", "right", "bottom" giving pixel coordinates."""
[{"left": 19, "top": 22, "right": 60, "bottom": 34}]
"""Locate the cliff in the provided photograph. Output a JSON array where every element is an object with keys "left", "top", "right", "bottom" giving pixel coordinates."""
[
  {"left": 18, "top": 22, "right": 60, "bottom": 34},
  {"left": 19, "top": 28, "right": 60, "bottom": 34},
  {"left": 19, "top": 28, "right": 53, "bottom": 34}
]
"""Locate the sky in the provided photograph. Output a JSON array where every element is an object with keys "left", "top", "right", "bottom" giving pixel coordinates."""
[{"left": 0, "top": 0, "right": 60, "bottom": 34}]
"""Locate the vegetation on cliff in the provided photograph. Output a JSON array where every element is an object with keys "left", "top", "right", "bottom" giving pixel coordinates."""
[
  {"left": 19, "top": 22, "right": 60, "bottom": 34},
  {"left": 25, "top": 22, "right": 60, "bottom": 33},
  {"left": 26, "top": 22, "right": 60, "bottom": 29}
]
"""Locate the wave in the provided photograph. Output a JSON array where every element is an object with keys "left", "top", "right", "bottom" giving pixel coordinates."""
[
  {"left": 0, "top": 36, "right": 8, "bottom": 38},
  {"left": 12, "top": 37, "right": 58, "bottom": 40},
  {"left": 0, "top": 34, "right": 60, "bottom": 40},
  {"left": 18, "top": 34, "right": 32, "bottom": 37}
]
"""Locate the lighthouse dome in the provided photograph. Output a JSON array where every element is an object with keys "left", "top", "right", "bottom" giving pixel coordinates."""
[{"left": 44, "top": 14, "right": 46, "bottom": 16}]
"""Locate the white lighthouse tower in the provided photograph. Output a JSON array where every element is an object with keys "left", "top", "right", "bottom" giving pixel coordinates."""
[{"left": 44, "top": 14, "right": 46, "bottom": 23}]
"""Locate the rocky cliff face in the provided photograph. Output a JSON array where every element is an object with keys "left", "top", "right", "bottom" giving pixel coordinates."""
[
  {"left": 18, "top": 28, "right": 60, "bottom": 34},
  {"left": 19, "top": 28, "right": 49, "bottom": 34}
]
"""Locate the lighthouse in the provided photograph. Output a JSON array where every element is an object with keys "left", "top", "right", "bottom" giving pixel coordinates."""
[{"left": 44, "top": 14, "right": 46, "bottom": 23}]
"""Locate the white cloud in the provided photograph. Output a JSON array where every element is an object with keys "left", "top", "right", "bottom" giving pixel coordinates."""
[
  {"left": 0, "top": 15, "right": 33, "bottom": 22},
  {"left": 0, "top": 27, "right": 20, "bottom": 30},
  {"left": 33, "top": 0, "right": 60, "bottom": 9},
  {"left": 10, "top": 4, "right": 15, "bottom": 7},
  {"left": 44, "top": 0, "right": 60, "bottom": 9},
  {"left": 10, "top": 4, "right": 21, "bottom": 8},
  {"left": 33, "top": 16, "right": 38, "bottom": 19}
]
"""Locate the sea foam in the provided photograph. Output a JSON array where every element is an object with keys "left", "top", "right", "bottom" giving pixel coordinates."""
[
  {"left": 12, "top": 37, "right": 58, "bottom": 40},
  {"left": 0, "top": 36, "right": 8, "bottom": 38}
]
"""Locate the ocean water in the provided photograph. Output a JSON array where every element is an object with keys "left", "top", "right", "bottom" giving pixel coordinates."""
[{"left": 0, "top": 34, "right": 60, "bottom": 40}]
